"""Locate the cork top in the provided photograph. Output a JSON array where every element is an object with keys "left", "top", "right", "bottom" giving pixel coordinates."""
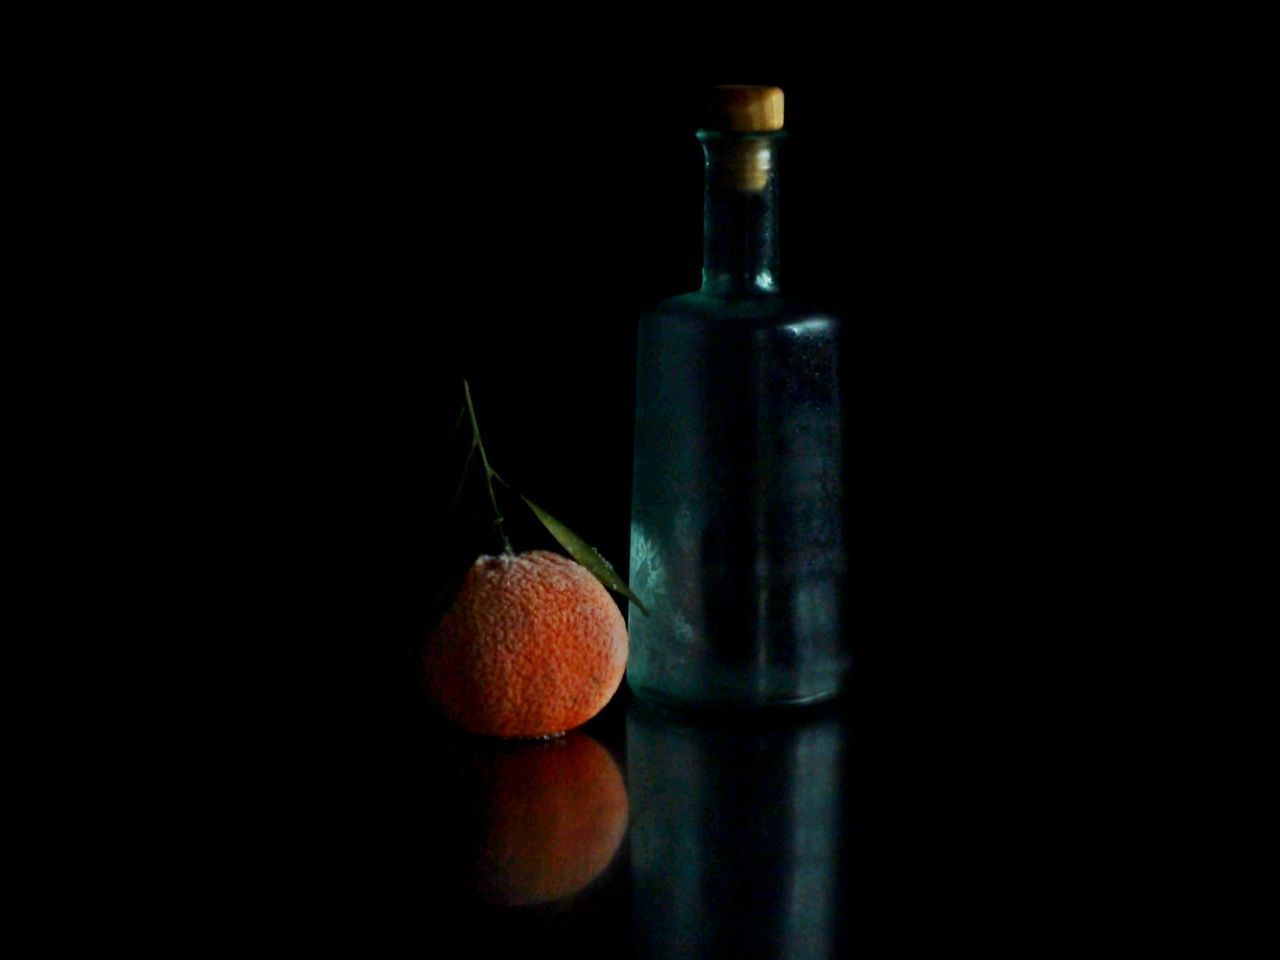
[{"left": 701, "top": 85, "right": 785, "bottom": 133}]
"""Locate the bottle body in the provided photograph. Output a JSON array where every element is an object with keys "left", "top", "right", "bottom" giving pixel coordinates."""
[{"left": 628, "top": 291, "right": 847, "bottom": 707}]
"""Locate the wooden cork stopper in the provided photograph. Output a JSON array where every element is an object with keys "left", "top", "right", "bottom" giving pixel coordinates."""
[
  {"left": 700, "top": 86, "right": 784, "bottom": 192},
  {"left": 701, "top": 85, "right": 785, "bottom": 133},
  {"left": 701, "top": 87, "right": 778, "bottom": 193}
]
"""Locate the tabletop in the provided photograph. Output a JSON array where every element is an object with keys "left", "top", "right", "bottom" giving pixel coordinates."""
[{"left": 340, "top": 678, "right": 866, "bottom": 958}]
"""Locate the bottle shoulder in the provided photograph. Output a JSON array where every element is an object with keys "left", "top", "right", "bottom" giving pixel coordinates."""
[{"left": 639, "top": 290, "right": 843, "bottom": 332}]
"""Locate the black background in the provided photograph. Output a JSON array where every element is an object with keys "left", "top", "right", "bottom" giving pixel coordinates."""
[
  {"left": 317, "top": 73, "right": 870, "bottom": 701},
  {"left": 284, "top": 63, "right": 1038, "bottom": 675},
  {"left": 278, "top": 58, "right": 1130, "bottom": 720}
]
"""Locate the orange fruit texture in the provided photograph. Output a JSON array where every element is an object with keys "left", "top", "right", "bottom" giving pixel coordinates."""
[
  {"left": 423, "top": 550, "right": 629, "bottom": 739},
  {"left": 459, "top": 733, "right": 629, "bottom": 905}
]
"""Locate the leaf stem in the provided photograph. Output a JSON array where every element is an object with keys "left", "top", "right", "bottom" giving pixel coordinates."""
[
  {"left": 446, "top": 443, "right": 476, "bottom": 526},
  {"left": 463, "top": 380, "right": 514, "bottom": 555}
]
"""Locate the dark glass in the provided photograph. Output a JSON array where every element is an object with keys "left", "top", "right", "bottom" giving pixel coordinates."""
[
  {"left": 628, "top": 129, "right": 848, "bottom": 707},
  {"left": 627, "top": 702, "right": 849, "bottom": 958}
]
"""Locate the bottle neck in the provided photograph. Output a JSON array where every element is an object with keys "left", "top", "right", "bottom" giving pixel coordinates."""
[{"left": 700, "top": 131, "right": 784, "bottom": 296}]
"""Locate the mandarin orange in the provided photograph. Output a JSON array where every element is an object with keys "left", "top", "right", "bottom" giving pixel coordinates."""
[{"left": 424, "top": 550, "right": 629, "bottom": 738}]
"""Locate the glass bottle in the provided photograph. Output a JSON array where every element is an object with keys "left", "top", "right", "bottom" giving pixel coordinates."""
[{"left": 628, "top": 86, "right": 848, "bottom": 708}]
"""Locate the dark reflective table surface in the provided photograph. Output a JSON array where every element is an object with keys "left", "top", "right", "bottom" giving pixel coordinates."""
[{"left": 349, "top": 679, "right": 865, "bottom": 957}]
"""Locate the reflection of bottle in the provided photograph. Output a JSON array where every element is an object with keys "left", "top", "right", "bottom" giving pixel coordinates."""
[
  {"left": 627, "top": 703, "right": 848, "bottom": 959},
  {"left": 628, "top": 86, "right": 848, "bottom": 707}
]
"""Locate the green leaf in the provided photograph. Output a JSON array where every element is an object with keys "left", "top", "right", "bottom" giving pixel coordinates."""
[{"left": 520, "top": 495, "right": 649, "bottom": 616}]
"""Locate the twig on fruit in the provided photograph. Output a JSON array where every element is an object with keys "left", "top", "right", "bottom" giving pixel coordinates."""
[
  {"left": 463, "top": 380, "right": 514, "bottom": 555},
  {"left": 447, "top": 443, "right": 476, "bottom": 525}
]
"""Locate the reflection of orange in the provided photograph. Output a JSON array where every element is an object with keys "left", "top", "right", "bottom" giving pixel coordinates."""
[
  {"left": 424, "top": 551, "right": 628, "bottom": 739},
  {"left": 462, "top": 733, "right": 629, "bottom": 906}
]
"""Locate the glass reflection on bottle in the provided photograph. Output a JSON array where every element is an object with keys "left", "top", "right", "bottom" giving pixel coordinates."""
[{"left": 627, "top": 703, "right": 848, "bottom": 959}]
